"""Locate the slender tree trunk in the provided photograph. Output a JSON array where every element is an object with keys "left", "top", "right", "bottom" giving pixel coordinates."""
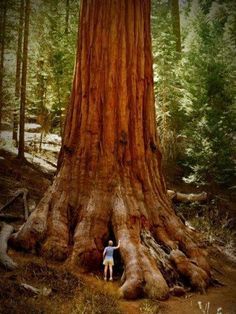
[
  {"left": 0, "top": 0, "right": 7, "bottom": 131},
  {"left": 18, "top": 0, "right": 30, "bottom": 160},
  {"left": 170, "top": 0, "right": 181, "bottom": 52},
  {"left": 65, "top": 0, "right": 70, "bottom": 35},
  {"left": 13, "top": 0, "right": 25, "bottom": 145},
  {"left": 39, "top": 132, "right": 43, "bottom": 153},
  {"left": 55, "top": 76, "right": 63, "bottom": 137},
  {"left": 12, "top": 0, "right": 210, "bottom": 300},
  {"left": 15, "top": 0, "right": 25, "bottom": 99}
]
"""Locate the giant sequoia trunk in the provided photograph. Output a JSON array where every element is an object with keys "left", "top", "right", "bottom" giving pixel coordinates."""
[{"left": 12, "top": 0, "right": 211, "bottom": 299}]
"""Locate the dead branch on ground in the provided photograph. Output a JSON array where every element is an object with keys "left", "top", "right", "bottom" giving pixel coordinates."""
[{"left": 0, "top": 223, "right": 17, "bottom": 270}]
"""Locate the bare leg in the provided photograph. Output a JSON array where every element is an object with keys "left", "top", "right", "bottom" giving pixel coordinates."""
[
  {"left": 104, "top": 265, "right": 108, "bottom": 280},
  {"left": 109, "top": 264, "right": 113, "bottom": 280}
]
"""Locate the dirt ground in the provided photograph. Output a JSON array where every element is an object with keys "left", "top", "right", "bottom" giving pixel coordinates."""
[
  {"left": 0, "top": 150, "right": 236, "bottom": 314},
  {"left": 0, "top": 247, "right": 235, "bottom": 314},
  {"left": 159, "top": 248, "right": 236, "bottom": 314}
]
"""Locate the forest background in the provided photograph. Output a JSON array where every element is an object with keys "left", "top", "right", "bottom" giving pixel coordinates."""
[{"left": 0, "top": 0, "right": 236, "bottom": 313}]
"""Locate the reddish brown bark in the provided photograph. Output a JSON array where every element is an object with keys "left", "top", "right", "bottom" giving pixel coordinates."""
[{"left": 12, "top": 0, "right": 211, "bottom": 299}]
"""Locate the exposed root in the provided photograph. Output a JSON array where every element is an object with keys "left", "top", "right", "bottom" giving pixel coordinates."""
[
  {"left": 8, "top": 183, "right": 211, "bottom": 300},
  {"left": 176, "top": 234, "right": 210, "bottom": 275},
  {"left": 139, "top": 244, "right": 169, "bottom": 300},
  {"left": 0, "top": 223, "right": 17, "bottom": 270},
  {"left": 71, "top": 192, "right": 110, "bottom": 268},
  {"left": 10, "top": 189, "right": 51, "bottom": 250},
  {"left": 162, "top": 215, "right": 211, "bottom": 275},
  {"left": 112, "top": 194, "right": 169, "bottom": 299},
  {"left": 170, "top": 249, "right": 209, "bottom": 293},
  {"left": 41, "top": 191, "right": 69, "bottom": 261},
  {"left": 112, "top": 194, "right": 145, "bottom": 299},
  {"left": 140, "top": 230, "right": 180, "bottom": 286}
]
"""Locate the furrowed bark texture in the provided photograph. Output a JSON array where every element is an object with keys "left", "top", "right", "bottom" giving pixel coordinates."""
[{"left": 12, "top": 0, "right": 211, "bottom": 299}]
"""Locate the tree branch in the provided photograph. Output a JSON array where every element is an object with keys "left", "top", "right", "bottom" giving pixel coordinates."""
[
  {"left": 167, "top": 190, "right": 207, "bottom": 202},
  {"left": 0, "top": 188, "right": 29, "bottom": 221}
]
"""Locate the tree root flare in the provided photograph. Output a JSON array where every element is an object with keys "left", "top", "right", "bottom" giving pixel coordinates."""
[
  {"left": 7, "top": 187, "right": 212, "bottom": 300},
  {"left": 170, "top": 249, "right": 210, "bottom": 293}
]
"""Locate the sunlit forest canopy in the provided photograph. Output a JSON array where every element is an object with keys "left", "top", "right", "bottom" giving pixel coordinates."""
[{"left": 1, "top": 0, "right": 235, "bottom": 187}]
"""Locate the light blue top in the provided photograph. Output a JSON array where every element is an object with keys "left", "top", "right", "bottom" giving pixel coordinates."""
[{"left": 104, "top": 246, "right": 115, "bottom": 259}]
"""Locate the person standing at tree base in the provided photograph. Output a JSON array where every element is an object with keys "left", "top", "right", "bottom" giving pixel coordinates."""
[{"left": 103, "top": 240, "right": 120, "bottom": 281}]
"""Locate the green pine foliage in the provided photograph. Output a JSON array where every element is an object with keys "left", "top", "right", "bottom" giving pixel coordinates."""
[
  {"left": 152, "top": 0, "right": 185, "bottom": 163},
  {"left": 1, "top": 0, "right": 80, "bottom": 135},
  {"left": 27, "top": 0, "right": 80, "bottom": 135},
  {"left": 1, "top": 0, "right": 19, "bottom": 123},
  {"left": 179, "top": 0, "right": 235, "bottom": 185},
  {"left": 152, "top": 0, "right": 235, "bottom": 186}
]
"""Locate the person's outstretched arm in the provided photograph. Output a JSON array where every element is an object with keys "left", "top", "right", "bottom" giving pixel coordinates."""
[{"left": 114, "top": 240, "right": 121, "bottom": 249}]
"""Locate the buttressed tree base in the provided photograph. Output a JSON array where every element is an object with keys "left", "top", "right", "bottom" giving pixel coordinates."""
[{"left": 11, "top": 0, "right": 211, "bottom": 299}]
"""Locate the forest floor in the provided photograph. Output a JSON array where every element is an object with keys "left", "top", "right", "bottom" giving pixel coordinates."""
[{"left": 0, "top": 149, "right": 236, "bottom": 314}]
